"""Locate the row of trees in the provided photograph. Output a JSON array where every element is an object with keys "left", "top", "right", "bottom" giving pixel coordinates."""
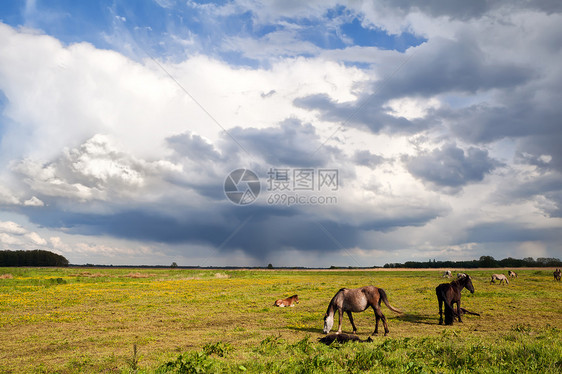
[
  {"left": 0, "top": 250, "right": 69, "bottom": 267},
  {"left": 383, "top": 256, "right": 562, "bottom": 269}
]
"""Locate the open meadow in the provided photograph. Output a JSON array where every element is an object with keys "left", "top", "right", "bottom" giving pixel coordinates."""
[{"left": 0, "top": 267, "right": 561, "bottom": 373}]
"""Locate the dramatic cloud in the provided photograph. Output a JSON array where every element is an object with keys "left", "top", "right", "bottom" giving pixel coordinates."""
[
  {"left": 405, "top": 143, "right": 500, "bottom": 191},
  {"left": 0, "top": 1, "right": 560, "bottom": 266}
]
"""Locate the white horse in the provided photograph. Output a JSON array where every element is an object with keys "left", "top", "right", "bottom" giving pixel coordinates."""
[
  {"left": 442, "top": 270, "right": 452, "bottom": 278},
  {"left": 508, "top": 270, "right": 517, "bottom": 278},
  {"left": 490, "top": 273, "right": 509, "bottom": 285},
  {"left": 457, "top": 273, "right": 467, "bottom": 279}
]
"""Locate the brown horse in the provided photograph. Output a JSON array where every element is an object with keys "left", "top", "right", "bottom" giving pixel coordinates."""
[
  {"left": 436, "top": 274, "right": 475, "bottom": 325},
  {"left": 554, "top": 269, "right": 561, "bottom": 281},
  {"left": 323, "top": 286, "right": 402, "bottom": 336},
  {"left": 273, "top": 294, "right": 299, "bottom": 307}
]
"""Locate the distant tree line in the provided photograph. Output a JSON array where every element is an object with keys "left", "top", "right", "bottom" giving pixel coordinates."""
[
  {"left": 0, "top": 250, "right": 69, "bottom": 267},
  {"left": 383, "top": 256, "right": 562, "bottom": 269}
]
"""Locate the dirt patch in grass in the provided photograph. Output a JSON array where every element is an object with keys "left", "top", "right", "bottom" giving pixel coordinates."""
[
  {"left": 69, "top": 272, "right": 106, "bottom": 278},
  {"left": 124, "top": 272, "right": 159, "bottom": 278}
]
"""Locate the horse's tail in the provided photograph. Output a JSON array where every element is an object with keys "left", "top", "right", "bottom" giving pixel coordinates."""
[{"left": 379, "top": 288, "right": 403, "bottom": 314}]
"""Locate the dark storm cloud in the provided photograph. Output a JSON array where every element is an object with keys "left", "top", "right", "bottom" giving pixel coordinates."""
[
  {"left": 20, "top": 192, "right": 446, "bottom": 260},
  {"left": 226, "top": 118, "right": 341, "bottom": 167},
  {"left": 380, "top": 0, "right": 562, "bottom": 20},
  {"left": 405, "top": 143, "right": 500, "bottom": 189},
  {"left": 295, "top": 35, "right": 533, "bottom": 136},
  {"left": 440, "top": 96, "right": 560, "bottom": 144},
  {"left": 465, "top": 222, "right": 562, "bottom": 244},
  {"left": 294, "top": 93, "right": 429, "bottom": 134},
  {"left": 516, "top": 134, "right": 562, "bottom": 174},
  {"left": 383, "top": 36, "right": 534, "bottom": 99},
  {"left": 352, "top": 150, "right": 385, "bottom": 168},
  {"left": 166, "top": 132, "right": 223, "bottom": 162},
  {"left": 493, "top": 172, "right": 562, "bottom": 218}
]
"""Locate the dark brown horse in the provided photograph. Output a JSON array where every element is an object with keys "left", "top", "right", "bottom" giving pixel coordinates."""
[
  {"left": 554, "top": 269, "right": 561, "bottom": 281},
  {"left": 273, "top": 294, "right": 299, "bottom": 307},
  {"left": 436, "top": 274, "right": 475, "bottom": 325},
  {"left": 323, "top": 286, "right": 402, "bottom": 336},
  {"left": 318, "top": 333, "right": 373, "bottom": 345}
]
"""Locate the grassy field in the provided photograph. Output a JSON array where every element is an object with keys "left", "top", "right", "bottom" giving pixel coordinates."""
[{"left": 0, "top": 267, "right": 560, "bottom": 373}]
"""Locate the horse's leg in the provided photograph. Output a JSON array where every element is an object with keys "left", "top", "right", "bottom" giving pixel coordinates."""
[
  {"left": 336, "top": 308, "right": 344, "bottom": 334},
  {"left": 375, "top": 306, "right": 389, "bottom": 336},
  {"left": 372, "top": 306, "right": 380, "bottom": 334},
  {"left": 371, "top": 306, "right": 388, "bottom": 335},
  {"left": 346, "top": 311, "right": 357, "bottom": 334},
  {"left": 438, "top": 297, "right": 444, "bottom": 325},
  {"left": 444, "top": 300, "right": 454, "bottom": 325},
  {"left": 456, "top": 301, "right": 462, "bottom": 323}
]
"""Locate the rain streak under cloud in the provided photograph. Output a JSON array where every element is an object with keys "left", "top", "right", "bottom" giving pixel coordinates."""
[{"left": 0, "top": 0, "right": 561, "bottom": 266}]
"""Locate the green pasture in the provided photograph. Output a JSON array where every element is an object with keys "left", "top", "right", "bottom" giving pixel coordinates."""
[{"left": 0, "top": 267, "right": 560, "bottom": 373}]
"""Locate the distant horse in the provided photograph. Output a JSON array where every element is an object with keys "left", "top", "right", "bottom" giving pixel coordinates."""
[
  {"left": 436, "top": 274, "right": 475, "bottom": 325},
  {"left": 508, "top": 270, "right": 517, "bottom": 278},
  {"left": 442, "top": 270, "right": 452, "bottom": 278},
  {"left": 490, "top": 274, "right": 509, "bottom": 285},
  {"left": 323, "top": 286, "right": 402, "bottom": 336},
  {"left": 554, "top": 269, "right": 561, "bottom": 281},
  {"left": 318, "top": 333, "right": 373, "bottom": 345},
  {"left": 457, "top": 273, "right": 467, "bottom": 279},
  {"left": 273, "top": 295, "right": 299, "bottom": 307}
]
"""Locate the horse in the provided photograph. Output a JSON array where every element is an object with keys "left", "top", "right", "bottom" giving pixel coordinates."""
[
  {"left": 508, "top": 270, "right": 517, "bottom": 278},
  {"left": 457, "top": 273, "right": 467, "bottom": 279},
  {"left": 554, "top": 269, "right": 561, "bottom": 281},
  {"left": 323, "top": 286, "right": 402, "bottom": 336},
  {"left": 273, "top": 294, "right": 299, "bottom": 307},
  {"left": 490, "top": 274, "right": 509, "bottom": 285},
  {"left": 436, "top": 274, "right": 475, "bottom": 325},
  {"left": 318, "top": 333, "right": 373, "bottom": 345},
  {"left": 442, "top": 270, "right": 452, "bottom": 278}
]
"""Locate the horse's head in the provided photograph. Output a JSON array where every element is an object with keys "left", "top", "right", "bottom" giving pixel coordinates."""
[
  {"left": 294, "top": 295, "right": 299, "bottom": 304},
  {"left": 464, "top": 275, "right": 475, "bottom": 293},
  {"left": 323, "top": 313, "right": 334, "bottom": 334}
]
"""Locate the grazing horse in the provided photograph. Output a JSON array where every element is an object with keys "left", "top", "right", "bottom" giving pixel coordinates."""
[
  {"left": 436, "top": 274, "right": 475, "bottom": 325},
  {"left": 273, "top": 294, "right": 299, "bottom": 307},
  {"left": 554, "top": 269, "right": 561, "bottom": 281},
  {"left": 508, "top": 270, "right": 517, "bottom": 278},
  {"left": 442, "top": 270, "right": 452, "bottom": 278},
  {"left": 323, "top": 286, "right": 402, "bottom": 336},
  {"left": 318, "top": 333, "right": 373, "bottom": 345},
  {"left": 490, "top": 274, "right": 509, "bottom": 285}
]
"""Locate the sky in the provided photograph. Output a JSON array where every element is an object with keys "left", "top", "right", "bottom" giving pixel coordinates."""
[{"left": 0, "top": 0, "right": 561, "bottom": 267}]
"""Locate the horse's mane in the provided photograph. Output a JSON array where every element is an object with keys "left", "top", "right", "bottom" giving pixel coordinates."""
[
  {"left": 326, "top": 288, "right": 346, "bottom": 315},
  {"left": 454, "top": 275, "right": 471, "bottom": 286}
]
